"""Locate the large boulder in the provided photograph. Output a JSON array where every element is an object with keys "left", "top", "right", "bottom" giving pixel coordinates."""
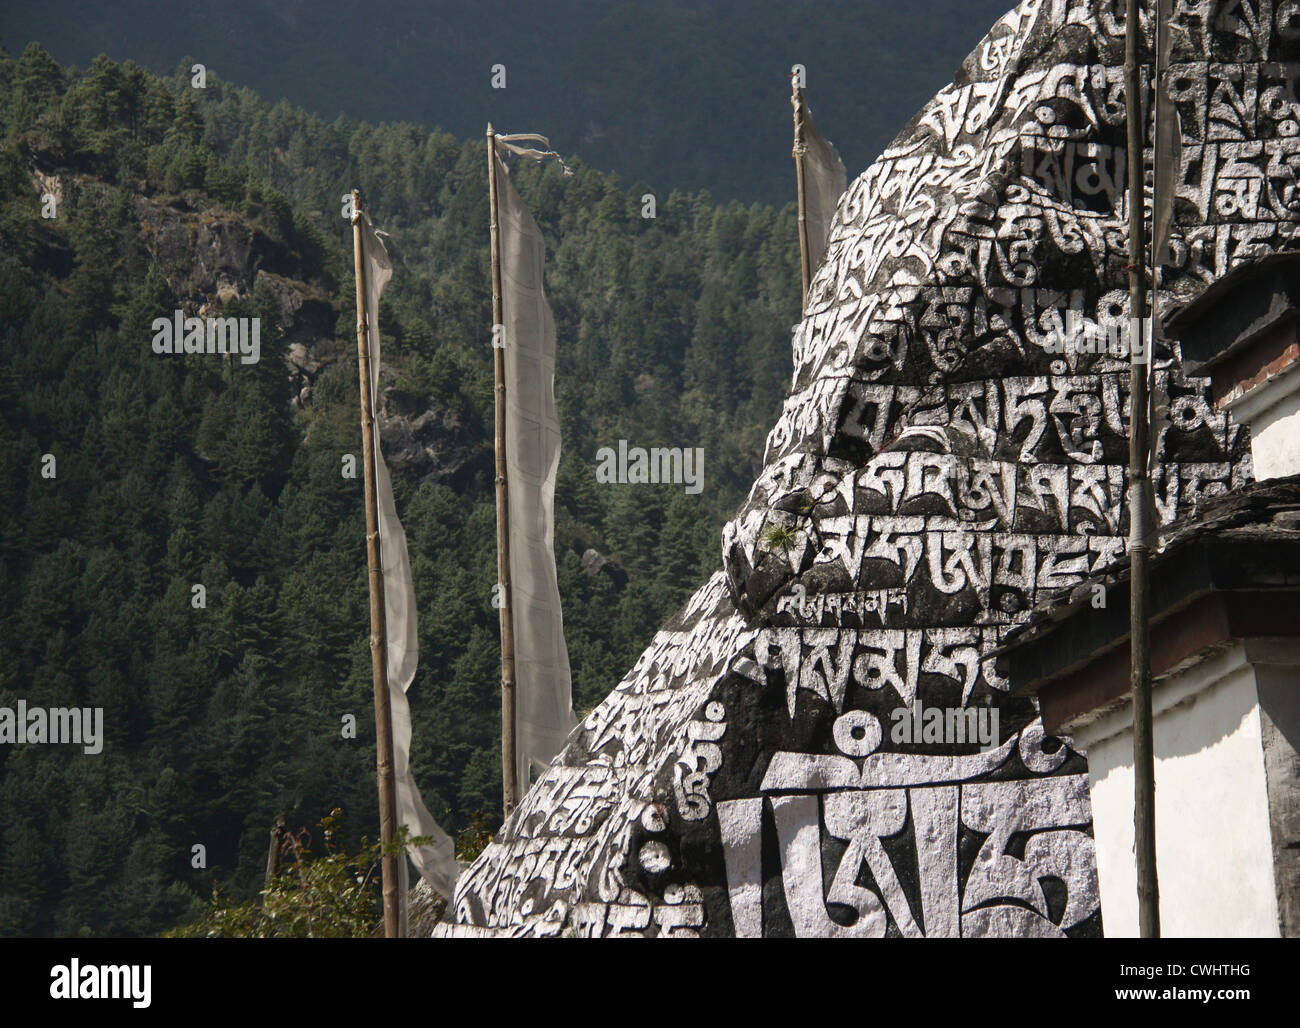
[{"left": 435, "top": 0, "right": 1297, "bottom": 936}]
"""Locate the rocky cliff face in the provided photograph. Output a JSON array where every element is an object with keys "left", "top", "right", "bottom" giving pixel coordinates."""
[
  {"left": 133, "top": 192, "right": 487, "bottom": 482},
  {"left": 377, "top": 386, "right": 489, "bottom": 491},
  {"left": 435, "top": 0, "right": 1298, "bottom": 936},
  {"left": 135, "top": 192, "right": 338, "bottom": 403}
]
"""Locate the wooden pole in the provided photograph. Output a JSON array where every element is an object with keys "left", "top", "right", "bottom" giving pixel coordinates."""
[
  {"left": 487, "top": 126, "right": 519, "bottom": 818},
  {"left": 792, "top": 75, "right": 813, "bottom": 305},
  {"left": 352, "top": 189, "right": 402, "bottom": 939},
  {"left": 1124, "top": 0, "right": 1160, "bottom": 938}
]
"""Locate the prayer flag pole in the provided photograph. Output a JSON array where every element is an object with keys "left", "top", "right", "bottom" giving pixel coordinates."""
[
  {"left": 792, "top": 74, "right": 813, "bottom": 304},
  {"left": 352, "top": 188, "right": 402, "bottom": 938},
  {"left": 487, "top": 126, "right": 519, "bottom": 818},
  {"left": 1124, "top": 0, "right": 1160, "bottom": 939}
]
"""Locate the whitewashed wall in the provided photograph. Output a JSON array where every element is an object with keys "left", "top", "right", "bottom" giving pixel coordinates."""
[{"left": 1072, "top": 643, "right": 1284, "bottom": 937}]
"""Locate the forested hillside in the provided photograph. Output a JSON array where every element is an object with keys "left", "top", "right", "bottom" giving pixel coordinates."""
[
  {"left": 0, "top": 44, "right": 801, "bottom": 935},
  {"left": 0, "top": 0, "right": 1015, "bottom": 203}
]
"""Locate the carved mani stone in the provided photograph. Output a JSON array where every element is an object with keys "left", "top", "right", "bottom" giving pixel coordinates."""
[{"left": 435, "top": 0, "right": 1296, "bottom": 937}]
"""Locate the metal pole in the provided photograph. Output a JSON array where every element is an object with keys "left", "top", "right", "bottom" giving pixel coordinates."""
[
  {"left": 1124, "top": 0, "right": 1160, "bottom": 939},
  {"left": 352, "top": 189, "right": 402, "bottom": 939},
  {"left": 792, "top": 75, "right": 813, "bottom": 306},
  {"left": 487, "top": 126, "right": 519, "bottom": 818}
]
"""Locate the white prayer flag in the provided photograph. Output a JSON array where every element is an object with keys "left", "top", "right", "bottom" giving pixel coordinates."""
[
  {"left": 801, "top": 98, "right": 847, "bottom": 275},
  {"left": 357, "top": 211, "right": 462, "bottom": 905},
  {"left": 494, "top": 148, "right": 578, "bottom": 791},
  {"left": 1153, "top": 0, "right": 1183, "bottom": 267}
]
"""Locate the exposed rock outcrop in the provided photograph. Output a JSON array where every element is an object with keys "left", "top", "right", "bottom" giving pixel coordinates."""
[
  {"left": 579, "top": 547, "right": 629, "bottom": 590},
  {"left": 135, "top": 194, "right": 337, "bottom": 382},
  {"left": 134, "top": 192, "right": 485, "bottom": 480},
  {"left": 377, "top": 387, "right": 491, "bottom": 492}
]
